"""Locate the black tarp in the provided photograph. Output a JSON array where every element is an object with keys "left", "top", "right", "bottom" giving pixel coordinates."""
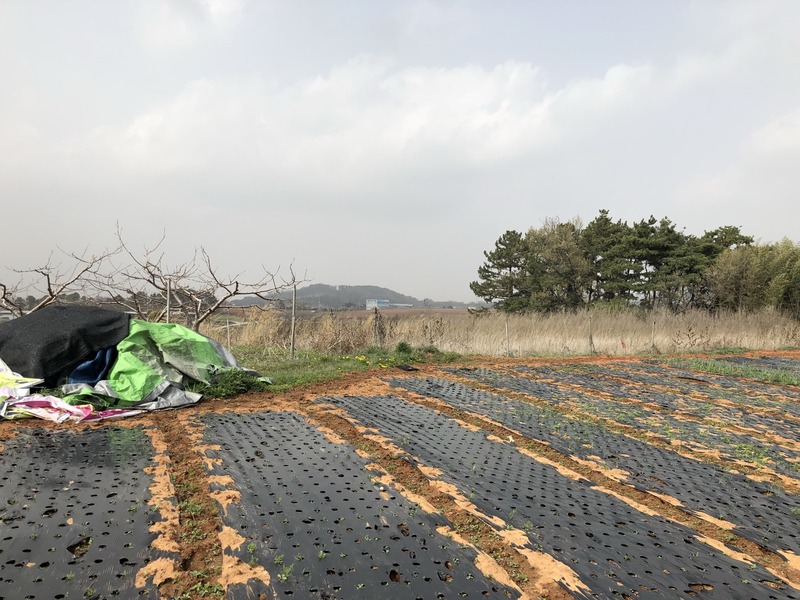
[{"left": 0, "top": 305, "right": 130, "bottom": 386}]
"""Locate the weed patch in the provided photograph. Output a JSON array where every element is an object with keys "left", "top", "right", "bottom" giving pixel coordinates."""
[
  {"left": 188, "top": 369, "right": 270, "bottom": 399},
  {"left": 230, "top": 344, "right": 460, "bottom": 393},
  {"left": 670, "top": 357, "right": 800, "bottom": 387}
]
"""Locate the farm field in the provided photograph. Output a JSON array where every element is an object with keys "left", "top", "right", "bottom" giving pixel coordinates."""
[{"left": 2, "top": 352, "right": 800, "bottom": 599}]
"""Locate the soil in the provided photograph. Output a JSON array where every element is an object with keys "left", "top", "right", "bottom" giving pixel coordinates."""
[{"left": 2, "top": 350, "right": 800, "bottom": 599}]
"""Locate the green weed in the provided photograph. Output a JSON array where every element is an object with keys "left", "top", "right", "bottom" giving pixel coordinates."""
[
  {"left": 231, "top": 344, "right": 460, "bottom": 393},
  {"left": 187, "top": 368, "right": 270, "bottom": 399},
  {"left": 276, "top": 563, "right": 294, "bottom": 583},
  {"left": 188, "top": 582, "right": 224, "bottom": 597},
  {"left": 669, "top": 358, "right": 800, "bottom": 387},
  {"left": 179, "top": 500, "right": 206, "bottom": 517}
]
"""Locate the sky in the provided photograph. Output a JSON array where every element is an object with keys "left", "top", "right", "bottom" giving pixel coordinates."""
[{"left": 1, "top": 1, "right": 799, "bottom": 302}]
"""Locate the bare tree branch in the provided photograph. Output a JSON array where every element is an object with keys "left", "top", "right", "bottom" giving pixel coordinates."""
[
  {"left": 1, "top": 247, "right": 115, "bottom": 316},
  {"left": 88, "top": 225, "right": 306, "bottom": 330},
  {"left": 1, "top": 224, "right": 303, "bottom": 330},
  {"left": 0, "top": 282, "right": 24, "bottom": 315}
]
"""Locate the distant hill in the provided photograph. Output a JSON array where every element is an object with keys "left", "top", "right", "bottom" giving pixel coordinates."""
[{"left": 229, "top": 284, "right": 475, "bottom": 310}]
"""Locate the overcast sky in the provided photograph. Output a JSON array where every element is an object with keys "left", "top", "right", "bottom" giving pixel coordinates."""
[{"left": 1, "top": 1, "right": 799, "bottom": 302}]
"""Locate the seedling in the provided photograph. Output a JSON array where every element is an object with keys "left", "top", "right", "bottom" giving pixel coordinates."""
[{"left": 276, "top": 563, "right": 294, "bottom": 583}]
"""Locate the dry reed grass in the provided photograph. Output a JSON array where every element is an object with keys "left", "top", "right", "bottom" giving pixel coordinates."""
[{"left": 204, "top": 308, "right": 800, "bottom": 357}]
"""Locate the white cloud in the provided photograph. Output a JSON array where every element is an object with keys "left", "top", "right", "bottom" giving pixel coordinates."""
[
  {"left": 394, "top": 0, "right": 470, "bottom": 35},
  {"left": 676, "top": 107, "right": 800, "bottom": 239},
  {"left": 67, "top": 58, "right": 558, "bottom": 203},
  {"left": 3, "top": 1, "right": 800, "bottom": 300},
  {"left": 140, "top": 0, "right": 247, "bottom": 52},
  {"left": 202, "top": 0, "right": 247, "bottom": 24},
  {"left": 140, "top": 1, "right": 200, "bottom": 53},
  {"left": 749, "top": 109, "right": 800, "bottom": 157},
  {"left": 18, "top": 35, "right": 793, "bottom": 233},
  {"left": 67, "top": 55, "right": 682, "bottom": 209}
]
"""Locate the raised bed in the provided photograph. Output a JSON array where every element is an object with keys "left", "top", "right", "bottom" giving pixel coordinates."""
[
  {"left": 457, "top": 367, "right": 800, "bottom": 478},
  {"left": 631, "top": 361, "right": 800, "bottom": 404},
  {"left": 542, "top": 364, "right": 800, "bottom": 443},
  {"left": 200, "top": 411, "right": 519, "bottom": 599},
  {"left": 324, "top": 394, "right": 796, "bottom": 599},
  {"left": 562, "top": 363, "right": 792, "bottom": 413},
  {"left": 560, "top": 366, "right": 800, "bottom": 442},
  {"left": 391, "top": 377, "right": 800, "bottom": 557},
  {"left": 0, "top": 426, "right": 165, "bottom": 600}
]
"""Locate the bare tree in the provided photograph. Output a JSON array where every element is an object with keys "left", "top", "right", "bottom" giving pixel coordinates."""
[
  {"left": 1, "top": 227, "right": 301, "bottom": 330},
  {"left": 0, "top": 248, "right": 113, "bottom": 316},
  {"left": 91, "top": 226, "right": 301, "bottom": 331}
]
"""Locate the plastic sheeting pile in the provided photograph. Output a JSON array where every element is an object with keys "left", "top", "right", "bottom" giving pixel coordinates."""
[{"left": 0, "top": 305, "right": 256, "bottom": 424}]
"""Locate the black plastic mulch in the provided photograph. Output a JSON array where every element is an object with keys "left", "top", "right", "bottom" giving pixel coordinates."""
[
  {"left": 517, "top": 365, "right": 800, "bottom": 448},
  {"left": 0, "top": 426, "right": 165, "bottom": 600},
  {"left": 422, "top": 372, "right": 800, "bottom": 555},
  {"left": 459, "top": 366, "right": 800, "bottom": 478},
  {"left": 200, "top": 411, "right": 521, "bottom": 600},
  {"left": 323, "top": 394, "right": 796, "bottom": 599},
  {"left": 520, "top": 366, "right": 675, "bottom": 405},
  {"left": 636, "top": 361, "right": 800, "bottom": 404},
  {"left": 559, "top": 363, "right": 794, "bottom": 413},
  {"left": 564, "top": 361, "right": 800, "bottom": 439}
]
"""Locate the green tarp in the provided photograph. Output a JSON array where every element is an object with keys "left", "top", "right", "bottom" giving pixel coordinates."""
[
  {"left": 63, "top": 320, "right": 235, "bottom": 408},
  {"left": 110, "top": 320, "right": 229, "bottom": 400}
]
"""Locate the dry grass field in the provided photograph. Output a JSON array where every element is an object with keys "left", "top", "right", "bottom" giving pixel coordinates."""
[{"left": 207, "top": 307, "right": 800, "bottom": 357}]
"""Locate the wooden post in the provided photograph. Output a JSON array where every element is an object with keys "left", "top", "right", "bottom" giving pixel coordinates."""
[
  {"left": 588, "top": 314, "right": 596, "bottom": 355},
  {"left": 226, "top": 318, "right": 231, "bottom": 348},
  {"left": 505, "top": 315, "right": 510, "bottom": 357},
  {"left": 290, "top": 284, "right": 297, "bottom": 360},
  {"left": 166, "top": 278, "right": 171, "bottom": 324},
  {"left": 651, "top": 319, "right": 657, "bottom": 352}
]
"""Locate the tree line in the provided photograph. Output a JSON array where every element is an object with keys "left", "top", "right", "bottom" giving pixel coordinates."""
[{"left": 470, "top": 210, "right": 800, "bottom": 317}]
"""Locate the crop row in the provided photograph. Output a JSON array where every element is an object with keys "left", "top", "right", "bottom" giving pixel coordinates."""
[{"left": 325, "top": 393, "right": 795, "bottom": 599}]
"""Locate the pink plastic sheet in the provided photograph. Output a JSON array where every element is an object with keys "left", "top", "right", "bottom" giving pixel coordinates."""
[{"left": 0, "top": 395, "right": 142, "bottom": 423}]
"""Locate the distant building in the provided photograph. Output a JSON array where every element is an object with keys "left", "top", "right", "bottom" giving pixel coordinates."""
[
  {"left": 0, "top": 310, "right": 15, "bottom": 323},
  {"left": 365, "top": 299, "right": 388, "bottom": 310},
  {"left": 365, "top": 299, "right": 413, "bottom": 310}
]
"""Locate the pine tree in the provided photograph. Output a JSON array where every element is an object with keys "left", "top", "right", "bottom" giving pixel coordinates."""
[{"left": 469, "top": 230, "right": 531, "bottom": 312}]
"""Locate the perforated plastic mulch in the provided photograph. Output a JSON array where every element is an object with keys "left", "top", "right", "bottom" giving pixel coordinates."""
[
  {"left": 630, "top": 361, "right": 800, "bottom": 404},
  {"left": 519, "top": 364, "right": 800, "bottom": 445},
  {"left": 0, "top": 426, "right": 164, "bottom": 600},
  {"left": 456, "top": 366, "right": 800, "bottom": 477},
  {"left": 563, "top": 363, "right": 798, "bottom": 413},
  {"left": 407, "top": 374, "right": 800, "bottom": 556},
  {"left": 564, "top": 362, "right": 800, "bottom": 416},
  {"left": 324, "top": 394, "right": 797, "bottom": 599},
  {"left": 200, "top": 411, "right": 520, "bottom": 600}
]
